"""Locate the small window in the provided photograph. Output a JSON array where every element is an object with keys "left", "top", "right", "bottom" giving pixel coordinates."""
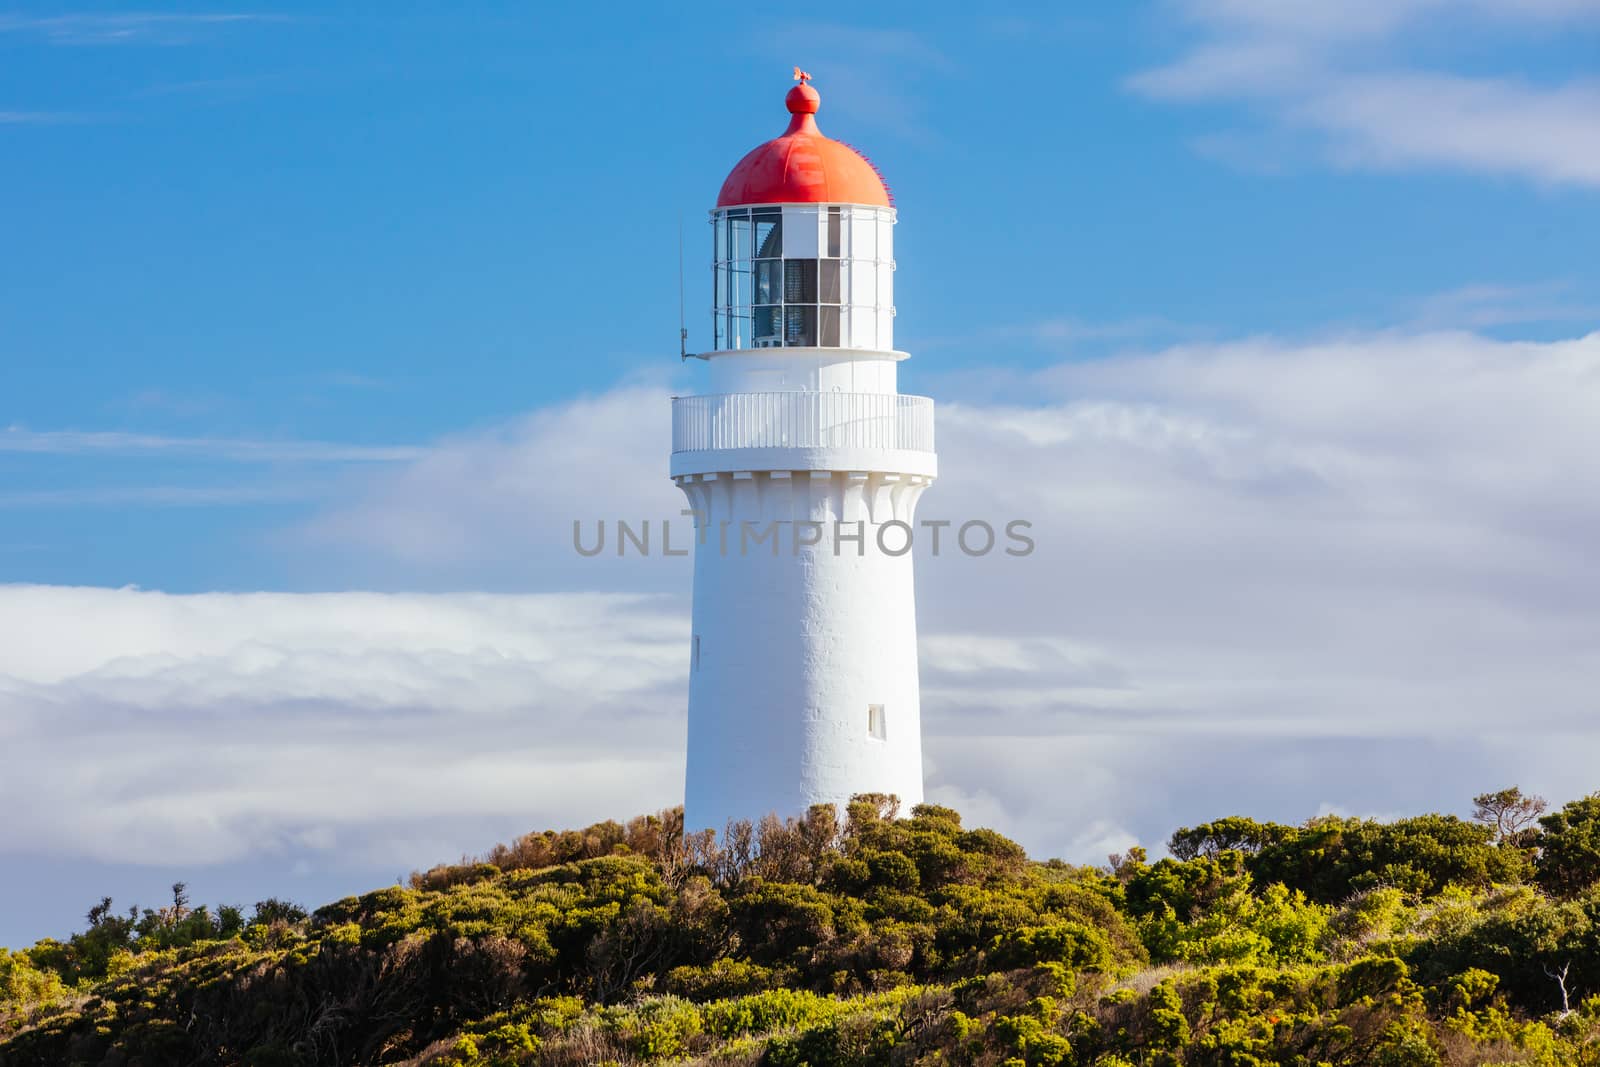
[
  {"left": 827, "top": 207, "right": 842, "bottom": 257},
  {"left": 867, "top": 704, "right": 887, "bottom": 740},
  {"left": 692, "top": 635, "right": 701, "bottom": 671}
]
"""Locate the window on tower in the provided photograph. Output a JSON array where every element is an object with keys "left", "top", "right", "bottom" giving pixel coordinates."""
[{"left": 868, "top": 704, "right": 887, "bottom": 740}]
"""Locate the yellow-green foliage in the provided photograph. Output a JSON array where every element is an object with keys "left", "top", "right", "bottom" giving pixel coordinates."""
[
  {"left": 699, "top": 987, "right": 827, "bottom": 1038},
  {"left": 5, "top": 794, "right": 1600, "bottom": 1066},
  {"left": 0, "top": 948, "right": 66, "bottom": 1019}
]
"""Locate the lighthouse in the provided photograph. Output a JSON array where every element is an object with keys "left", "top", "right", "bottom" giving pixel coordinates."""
[{"left": 672, "top": 74, "right": 937, "bottom": 834}]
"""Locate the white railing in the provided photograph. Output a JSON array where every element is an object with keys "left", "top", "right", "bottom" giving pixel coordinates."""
[{"left": 672, "top": 392, "right": 935, "bottom": 454}]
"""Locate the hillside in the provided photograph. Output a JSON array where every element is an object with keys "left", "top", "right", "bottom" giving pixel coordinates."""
[{"left": 3, "top": 790, "right": 1600, "bottom": 1066}]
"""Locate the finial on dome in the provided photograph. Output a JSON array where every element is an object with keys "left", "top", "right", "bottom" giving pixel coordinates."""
[
  {"left": 788, "top": 66, "right": 820, "bottom": 114},
  {"left": 786, "top": 82, "right": 820, "bottom": 115}
]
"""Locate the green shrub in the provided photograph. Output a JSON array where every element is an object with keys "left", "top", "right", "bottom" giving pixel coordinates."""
[
  {"left": 703, "top": 987, "right": 839, "bottom": 1038},
  {"left": 10, "top": 796, "right": 1600, "bottom": 1067}
]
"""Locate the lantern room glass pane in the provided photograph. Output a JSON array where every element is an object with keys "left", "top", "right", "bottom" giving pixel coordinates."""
[
  {"left": 729, "top": 262, "right": 751, "bottom": 310},
  {"left": 753, "top": 260, "right": 781, "bottom": 305},
  {"left": 728, "top": 309, "right": 750, "bottom": 349},
  {"left": 781, "top": 206, "right": 820, "bottom": 257},
  {"left": 753, "top": 211, "right": 781, "bottom": 259},
  {"left": 784, "top": 306, "right": 816, "bottom": 347},
  {"left": 827, "top": 207, "right": 842, "bottom": 257},
  {"left": 753, "top": 306, "right": 781, "bottom": 348},
  {"left": 819, "top": 306, "right": 840, "bottom": 347},
  {"left": 784, "top": 259, "right": 817, "bottom": 303},
  {"left": 819, "top": 259, "right": 841, "bottom": 303},
  {"left": 728, "top": 214, "right": 751, "bottom": 261}
]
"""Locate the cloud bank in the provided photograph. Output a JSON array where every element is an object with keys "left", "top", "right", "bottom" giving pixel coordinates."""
[{"left": 0, "top": 587, "right": 688, "bottom": 871}]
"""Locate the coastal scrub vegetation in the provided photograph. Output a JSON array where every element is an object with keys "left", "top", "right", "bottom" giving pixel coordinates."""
[{"left": 4, "top": 788, "right": 1600, "bottom": 1064}]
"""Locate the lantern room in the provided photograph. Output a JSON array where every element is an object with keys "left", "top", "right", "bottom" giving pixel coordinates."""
[
  {"left": 712, "top": 205, "right": 896, "bottom": 352},
  {"left": 710, "top": 78, "right": 898, "bottom": 354}
]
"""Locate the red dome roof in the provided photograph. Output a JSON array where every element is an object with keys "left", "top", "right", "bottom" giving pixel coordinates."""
[{"left": 716, "top": 82, "right": 892, "bottom": 208}]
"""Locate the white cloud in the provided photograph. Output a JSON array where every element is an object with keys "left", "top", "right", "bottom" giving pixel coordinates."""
[
  {"left": 1410, "top": 281, "right": 1600, "bottom": 329},
  {"left": 293, "top": 385, "right": 687, "bottom": 584},
  {"left": 1130, "top": 0, "right": 1600, "bottom": 185},
  {"left": 1160, "top": 0, "right": 1598, "bottom": 44},
  {"left": 1303, "top": 73, "right": 1600, "bottom": 185}
]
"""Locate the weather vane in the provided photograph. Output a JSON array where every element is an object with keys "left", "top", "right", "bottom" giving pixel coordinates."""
[{"left": 793, "top": 66, "right": 812, "bottom": 84}]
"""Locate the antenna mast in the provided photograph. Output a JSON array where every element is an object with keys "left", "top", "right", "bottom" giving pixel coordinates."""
[{"left": 678, "top": 216, "right": 691, "bottom": 360}]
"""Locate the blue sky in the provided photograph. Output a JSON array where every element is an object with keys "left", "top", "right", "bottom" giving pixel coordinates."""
[
  {"left": 3, "top": 3, "right": 1600, "bottom": 948},
  {"left": 5, "top": 3, "right": 1597, "bottom": 590}
]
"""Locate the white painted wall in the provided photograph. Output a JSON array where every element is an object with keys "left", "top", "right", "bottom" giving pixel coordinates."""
[
  {"left": 675, "top": 469, "right": 931, "bottom": 834},
  {"left": 706, "top": 349, "right": 903, "bottom": 394}
]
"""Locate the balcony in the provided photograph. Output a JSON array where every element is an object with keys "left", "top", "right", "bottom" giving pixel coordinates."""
[{"left": 671, "top": 391, "right": 934, "bottom": 454}]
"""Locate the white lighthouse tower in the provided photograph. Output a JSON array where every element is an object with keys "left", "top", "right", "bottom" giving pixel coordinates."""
[{"left": 672, "top": 74, "right": 937, "bottom": 834}]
